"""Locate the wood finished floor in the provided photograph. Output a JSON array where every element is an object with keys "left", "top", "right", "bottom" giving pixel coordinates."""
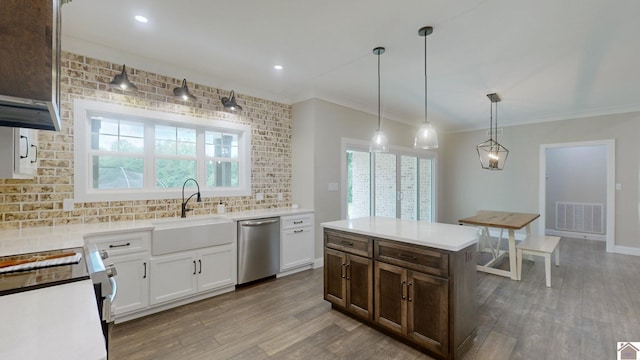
[{"left": 111, "top": 238, "right": 640, "bottom": 359}]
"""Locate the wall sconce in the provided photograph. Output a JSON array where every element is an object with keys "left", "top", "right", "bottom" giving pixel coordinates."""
[
  {"left": 109, "top": 64, "right": 138, "bottom": 92},
  {"left": 221, "top": 90, "right": 242, "bottom": 111},
  {"left": 174, "top": 79, "right": 197, "bottom": 101},
  {"left": 477, "top": 93, "right": 509, "bottom": 170}
]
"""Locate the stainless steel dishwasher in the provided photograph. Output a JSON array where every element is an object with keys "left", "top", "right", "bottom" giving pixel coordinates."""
[{"left": 237, "top": 217, "right": 280, "bottom": 285}]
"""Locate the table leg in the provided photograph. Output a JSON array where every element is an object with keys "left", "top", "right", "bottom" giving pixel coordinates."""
[{"left": 509, "top": 229, "right": 518, "bottom": 280}]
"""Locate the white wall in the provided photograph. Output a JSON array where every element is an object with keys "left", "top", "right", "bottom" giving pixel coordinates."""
[
  {"left": 439, "top": 111, "right": 640, "bottom": 249},
  {"left": 292, "top": 98, "right": 418, "bottom": 259}
]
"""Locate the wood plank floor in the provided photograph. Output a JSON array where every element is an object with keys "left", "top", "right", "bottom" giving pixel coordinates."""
[{"left": 111, "top": 238, "right": 640, "bottom": 359}]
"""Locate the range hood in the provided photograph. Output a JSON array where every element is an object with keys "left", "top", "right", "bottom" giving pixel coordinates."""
[{"left": 0, "top": 0, "right": 62, "bottom": 131}]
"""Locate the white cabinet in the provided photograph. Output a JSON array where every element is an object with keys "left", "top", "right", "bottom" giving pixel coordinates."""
[
  {"left": 85, "top": 231, "right": 151, "bottom": 318},
  {"left": 0, "top": 127, "right": 38, "bottom": 179},
  {"left": 280, "top": 213, "right": 314, "bottom": 274},
  {"left": 150, "top": 243, "right": 236, "bottom": 305}
]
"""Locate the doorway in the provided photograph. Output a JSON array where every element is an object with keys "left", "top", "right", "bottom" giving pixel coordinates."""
[{"left": 538, "top": 140, "right": 615, "bottom": 252}]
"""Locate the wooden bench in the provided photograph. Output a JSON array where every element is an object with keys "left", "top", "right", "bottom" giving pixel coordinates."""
[{"left": 516, "top": 235, "right": 561, "bottom": 287}]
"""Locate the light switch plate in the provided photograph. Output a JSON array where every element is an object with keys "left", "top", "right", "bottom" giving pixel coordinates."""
[
  {"left": 616, "top": 183, "right": 623, "bottom": 190},
  {"left": 328, "top": 182, "right": 339, "bottom": 192},
  {"left": 63, "top": 198, "right": 74, "bottom": 211},
  {"left": 256, "top": 193, "right": 264, "bottom": 200},
  {"left": 277, "top": 193, "right": 283, "bottom": 201}
]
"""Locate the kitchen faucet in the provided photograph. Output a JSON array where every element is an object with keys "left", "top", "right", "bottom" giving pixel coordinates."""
[{"left": 181, "top": 178, "right": 202, "bottom": 218}]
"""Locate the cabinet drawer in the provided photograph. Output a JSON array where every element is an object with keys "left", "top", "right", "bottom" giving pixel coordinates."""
[
  {"left": 375, "top": 240, "right": 448, "bottom": 278},
  {"left": 86, "top": 231, "right": 151, "bottom": 256},
  {"left": 281, "top": 213, "right": 313, "bottom": 229},
  {"left": 324, "top": 230, "right": 372, "bottom": 258}
]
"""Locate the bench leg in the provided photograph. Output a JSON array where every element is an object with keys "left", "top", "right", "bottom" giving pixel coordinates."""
[
  {"left": 517, "top": 248, "right": 523, "bottom": 281},
  {"left": 544, "top": 253, "right": 551, "bottom": 287}
]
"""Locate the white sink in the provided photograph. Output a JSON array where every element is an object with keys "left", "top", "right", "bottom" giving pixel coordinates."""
[{"left": 151, "top": 217, "right": 236, "bottom": 255}]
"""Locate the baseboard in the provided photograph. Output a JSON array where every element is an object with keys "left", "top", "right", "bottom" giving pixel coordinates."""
[
  {"left": 614, "top": 245, "right": 640, "bottom": 257},
  {"left": 313, "top": 257, "right": 324, "bottom": 269},
  {"left": 545, "top": 229, "right": 606, "bottom": 241}
]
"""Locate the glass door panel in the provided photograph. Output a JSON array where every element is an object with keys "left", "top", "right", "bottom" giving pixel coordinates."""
[
  {"left": 347, "top": 150, "right": 371, "bottom": 219},
  {"left": 374, "top": 153, "right": 397, "bottom": 217},
  {"left": 419, "top": 158, "right": 433, "bottom": 221},
  {"left": 400, "top": 155, "right": 418, "bottom": 220}
]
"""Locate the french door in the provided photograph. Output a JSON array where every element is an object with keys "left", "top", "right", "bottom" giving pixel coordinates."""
[{"left": 346, "top": 147, "right": 434, "bottom": 221}]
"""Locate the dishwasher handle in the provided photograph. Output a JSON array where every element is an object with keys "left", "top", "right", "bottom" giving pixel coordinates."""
[{"left": 241, "top": 219, "right": 279, "bottom": 226}]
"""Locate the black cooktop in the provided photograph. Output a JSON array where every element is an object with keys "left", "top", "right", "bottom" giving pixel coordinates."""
[{"left": 0, "top": 247, "right": 89, "bottom": 296}]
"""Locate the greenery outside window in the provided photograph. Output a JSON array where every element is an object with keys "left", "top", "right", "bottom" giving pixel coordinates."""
[{"left": 74, "top": 100, "right": 251, "bottom": 202}]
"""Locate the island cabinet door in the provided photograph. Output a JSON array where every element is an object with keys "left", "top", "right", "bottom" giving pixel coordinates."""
[
  {"left": 407, "top": 270, "right": 449, "bottom": 357},
  {"left": 324, "top": 248, "right": 347, "bottom": 308},
  {"left": 375, "top": 261, "right": 407, "bottom": 335},
  {"left": 345, "top": 254, "right": 373, "bottom": 320}
]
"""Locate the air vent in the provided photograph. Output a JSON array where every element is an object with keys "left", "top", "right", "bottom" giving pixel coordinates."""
[{"left": 555, "top": 202, "right": 604, "bottom": 234}]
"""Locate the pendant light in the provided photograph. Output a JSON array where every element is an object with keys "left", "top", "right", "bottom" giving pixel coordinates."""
[
  {"left": 477, "top": 93, "right": 509, "bottom": 170},
  {"left": 221, "top": 90, "right": 243, "bottom": 111},
  {"left": 109, "top": 64, "right": 138, "bottom": 92},
  {"left": 173, "top": 79, "right": 197, "bottom": 102},
  {"left": 414, "top": 26, "right": 438, "bottom": 149},
  {"left": 369, "top": 46, "right": 388, "bottom": 153}
]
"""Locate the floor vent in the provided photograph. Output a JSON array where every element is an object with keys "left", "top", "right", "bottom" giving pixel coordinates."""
[{"left": 555, "top": 202, "right": 604, "bottom": 234}]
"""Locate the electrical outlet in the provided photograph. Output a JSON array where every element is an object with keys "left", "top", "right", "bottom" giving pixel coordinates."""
[
  {"left": 277, "top": 193, "right": 283, "bottom": 201},
  {"left": 256, "top": 193, "right": 264, "bottom": 201}
]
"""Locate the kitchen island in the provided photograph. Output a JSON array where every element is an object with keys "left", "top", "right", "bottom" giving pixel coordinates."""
[{"left": 322, "top": 217, "right": 478, "bottom": 360}]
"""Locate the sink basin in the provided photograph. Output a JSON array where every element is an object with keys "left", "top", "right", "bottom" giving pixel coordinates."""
[{"left": 151, "top": 217, "right": 236, "bottom": 255}]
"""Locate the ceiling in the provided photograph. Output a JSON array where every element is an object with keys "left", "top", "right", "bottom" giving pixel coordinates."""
[{"left": 61, "top": 0, "right": 640, "bottom": 133}]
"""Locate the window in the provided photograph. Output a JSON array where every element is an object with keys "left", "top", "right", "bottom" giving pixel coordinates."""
[
  {"left": 345, "top": 141, "right": 435, "bottom": 221},
  {"left": 74, "top": 100, "right": 251, "bottom": 202}
]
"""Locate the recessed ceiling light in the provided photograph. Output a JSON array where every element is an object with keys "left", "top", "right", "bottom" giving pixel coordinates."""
[
  {"left": 274, "top": 65, "right": 283, "bottom": 70},
  {"left": 135, "top": 15, "right": 148, "bottom": 23}
]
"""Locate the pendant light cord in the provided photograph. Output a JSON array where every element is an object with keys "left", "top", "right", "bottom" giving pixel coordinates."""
[
  {"left": 424, "top": 33, "right": 428, "bottom": 125},
  {"left": 377, "top": 51, "right": 381, "bottom": 131}
]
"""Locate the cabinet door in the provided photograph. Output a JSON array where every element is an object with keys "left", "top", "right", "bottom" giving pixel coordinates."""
[
  {"left": 407, "top": 271, "right": 449, "bottom": 356},
  {"left": 281, "top": 227, "right": 314, "bottom": 271},
  {"left": 375, "top": 261, "right": 406, "bottom": 335},
  {"left": 16, "top": 128, "right": 38, "bottom": 177},
  {"left": 346, "top": 254, "right": 373, "bottom": 320},
  {"left": 324, "top": 248, "right": 346, "bottom": 308},
  {"left": 149, "top": 252, "right": 197, "bottom": 305},
  {"left": 112, "top": 252, "right": 149, "bottom": 315},
  {"left": 198, "top": 244, "right": 236, "bottom": 292}
]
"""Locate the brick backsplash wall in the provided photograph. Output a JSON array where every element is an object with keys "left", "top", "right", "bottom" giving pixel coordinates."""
[{"left": 0, "top": 52, "right": 292, "bottom": 230}]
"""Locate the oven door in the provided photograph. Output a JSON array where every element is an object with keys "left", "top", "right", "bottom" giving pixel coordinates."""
[{"left": 86, "top": 244, "right": 118, "bottom": 358}]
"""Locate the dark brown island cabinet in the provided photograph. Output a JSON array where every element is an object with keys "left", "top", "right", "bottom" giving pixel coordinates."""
[{"left": 323, "top": 222, "right": 477, "bottom": 360}]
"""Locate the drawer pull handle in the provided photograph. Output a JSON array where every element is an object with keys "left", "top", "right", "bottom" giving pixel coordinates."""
[
  {"left": 293, "top": 220, "right": 303, "bottom": 224},
  {"left": 193, "top": 260, "right": 197, "bottom": 275},
  {"left": 401, "top": 280, "right": 406, "bottom": 300},
  {"left": 407, "top": 282, "right": 413, "bottom": 302},
  {"left": 198, "top": 259, "right": 202, "bottom": 274},
  {"left": 398, "top": 253, "right": 417, "bottom": 261},
  {"left": 341, "top": 263, "right": 346, "bottom": 278},
  {"left": 109, "top": 242, "right": 131, "bottom": 248},
  {"left": 345, "top": 264, "right": 350, "bottom": 280},
  {"left": 143, "top": 262, "right": 147, "bottom": 279},
  {"left": 341, "top": 240, "right": 354, "bottom": 246},
  {"left": 294, "top": 229, "right": 304, "bottom": 233}
]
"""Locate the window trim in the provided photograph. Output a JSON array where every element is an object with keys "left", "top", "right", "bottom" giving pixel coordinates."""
[
  {"left": 340, "top": 137, "right": 438, "bottom": 221},
  {"left": 74, "top": 99, "right": 252, "bottom": 202}
]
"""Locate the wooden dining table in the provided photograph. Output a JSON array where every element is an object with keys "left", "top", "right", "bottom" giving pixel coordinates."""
[{"left": 458, "top": 210, "right": 540, "bottom": 280}]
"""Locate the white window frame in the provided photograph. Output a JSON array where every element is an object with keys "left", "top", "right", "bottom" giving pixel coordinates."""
[
  {"left": 74, "top": 99, "right": 251, "bottom": 202},
  {"left": 340, "top": 137, "right": 438, "bottom": 221}
]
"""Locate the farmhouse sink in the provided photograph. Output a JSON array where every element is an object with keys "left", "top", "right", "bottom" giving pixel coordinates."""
[{"left": 151, "top": 217, "right": 235, "bottom": 255}]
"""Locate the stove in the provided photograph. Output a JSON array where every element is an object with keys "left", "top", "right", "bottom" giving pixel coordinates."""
[{"left": 0, "top": 247, "right": 89, "bottom": 296}]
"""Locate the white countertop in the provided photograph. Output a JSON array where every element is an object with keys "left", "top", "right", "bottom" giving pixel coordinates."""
[
  {"left": 321, "top": 216, "right": 478, "bottom": 252},
  {"left": 0, "top": 280, "right": 107, "bottom": 360},
  {"left": 0, "top": 207, "right": 314, "bottom": 257}
]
